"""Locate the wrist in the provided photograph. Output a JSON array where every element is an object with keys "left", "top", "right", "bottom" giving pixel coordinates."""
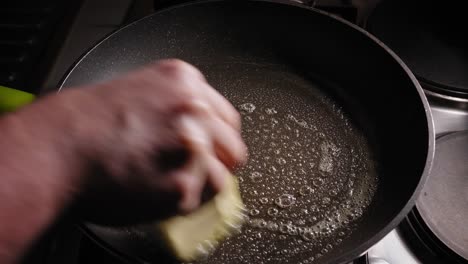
[
  {"left": 0, "top": 92, "right": 91, "bottom": 262},
  {"left": 2, "top": 91, "right": 89, "bottom": 199}
]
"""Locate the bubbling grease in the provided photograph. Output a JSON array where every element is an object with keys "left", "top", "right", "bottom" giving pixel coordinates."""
[{"left": 189, "top": 64, "right": 378, "bottom": 264}]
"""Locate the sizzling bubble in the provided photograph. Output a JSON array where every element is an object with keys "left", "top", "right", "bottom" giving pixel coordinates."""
[
  {"left": 260, "top": 197, "right": 269, "bottom": 204},
  {"left": 302, "top": 230, "right": 315, "bottom": 241},
  {"left": 258, "top": 220, "right": 268, "bottom": 228},
  {"left": 322, "top": 197, "right": 331, "bottom": 205},
  {"left": 250, "top": 218, "right": 268, "bottom": 229},
  {"left": 268, "top": 166, "right": 278, "bottom": 174},
  {"left": 266, "top": 108, "right": 278, "bottom": 115},
  {"left": 267, "top": 222, "right": 279, "bottom": 231},
  {"left": 250, "top": 209, "right": 260, "bottom": 216},
  {"left": 279, "top": 223, "right": 289, "bottom": 234},
  {"left": 275, "top": 194, "right": 296, "bottom": 208},
  {"left": 312, "top": 178, "right": 324, "bottom": 187},
  {"left": 310, "top": 205, "right": 319, "bottom": 213},
  {"left": 250, "top": 172, "right": 263, "bottom": 182},
  {"left": 319, "top": 142, "right": 338, "bottom": 173},
  {"left": 191, "top": 66, "right": 379, "bottom": 264},
  {"left": 268, "top": 207, "right": 279, "bottom": 216},
  {"left": 299, "top": 185, "right": 313, "bottom": 196},
  {"left": 239, "top": 103, "right": 256, "bottom": 113},
  {"left": 277, "top": 158, "right": 287, "bottom": 165},
  {"left": 295, "top": 219, "right": 306, "bottom": 226},
  {"left": 287, "top": 226, "right": 298, "bottom": 236}
]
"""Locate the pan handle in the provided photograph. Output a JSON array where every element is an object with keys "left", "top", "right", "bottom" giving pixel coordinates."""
[{"left": 0, "top": 85, "right": 36, "bottom": 113}]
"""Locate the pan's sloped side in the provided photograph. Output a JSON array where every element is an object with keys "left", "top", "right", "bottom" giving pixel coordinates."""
[{"left": 60, "top": 1, "right": 434, "bottom": 263}]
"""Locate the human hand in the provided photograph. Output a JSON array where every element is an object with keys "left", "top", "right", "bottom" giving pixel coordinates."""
[{"left": 54, "top": 59, "right": 247, "bottom": 224}]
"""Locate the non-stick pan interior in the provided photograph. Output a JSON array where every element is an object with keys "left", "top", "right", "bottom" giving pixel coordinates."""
[{"left": 61, "top": 1, "right": 432, "bottom": 263}]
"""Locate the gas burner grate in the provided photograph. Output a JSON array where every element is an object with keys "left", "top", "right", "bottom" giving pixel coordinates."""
[{"left": 400, "top": 209, "right": 468, "bottom": 264}]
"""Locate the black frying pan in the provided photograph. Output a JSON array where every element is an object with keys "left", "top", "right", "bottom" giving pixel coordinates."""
[{"left": 59, "top": 1, "right": 434, "bottom": 263}]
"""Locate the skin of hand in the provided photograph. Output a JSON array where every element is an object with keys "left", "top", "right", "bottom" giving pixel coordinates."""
[
  {"left": 74, "top": 59, "right": 248, "bottom": 224},
  {"left": 0, "top": 59, "right": 247, "bottom": 263}
]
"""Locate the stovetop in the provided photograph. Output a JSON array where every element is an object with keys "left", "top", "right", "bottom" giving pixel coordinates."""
[
  {"left": 364, "top": 2, "right": 468, "bottom": 261},
  {"left": 12, "top": 0, "right": 468, "bottom": 263}
]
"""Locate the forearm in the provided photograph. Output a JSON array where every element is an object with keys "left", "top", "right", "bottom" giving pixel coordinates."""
[{"left": 0, "top": 94, "right": 84, "bottom": 263}]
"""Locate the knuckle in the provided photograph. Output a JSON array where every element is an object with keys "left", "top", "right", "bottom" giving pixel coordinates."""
[
  {"left": 186, "top": 99, "right": 212, "bottom": 114},
  {"left": 155, "top": 59, "right": 201, "bottom": 80},
  {"left": 175, "top": 91, "right": 198, "bottom": 111}
]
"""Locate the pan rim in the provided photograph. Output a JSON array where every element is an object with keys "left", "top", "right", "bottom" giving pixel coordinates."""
[{"left": 58, "top": 1, "right": 436, "bottom": 263}]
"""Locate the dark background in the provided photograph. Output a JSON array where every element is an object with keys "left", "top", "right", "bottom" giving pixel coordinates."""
[{"left": 0, "top": 0, "right": 374, "bottom": 95}]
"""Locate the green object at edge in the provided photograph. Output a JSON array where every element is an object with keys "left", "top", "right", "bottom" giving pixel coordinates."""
[{"left": 0, "top": 85, "right": 35, "bottom": 113}]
